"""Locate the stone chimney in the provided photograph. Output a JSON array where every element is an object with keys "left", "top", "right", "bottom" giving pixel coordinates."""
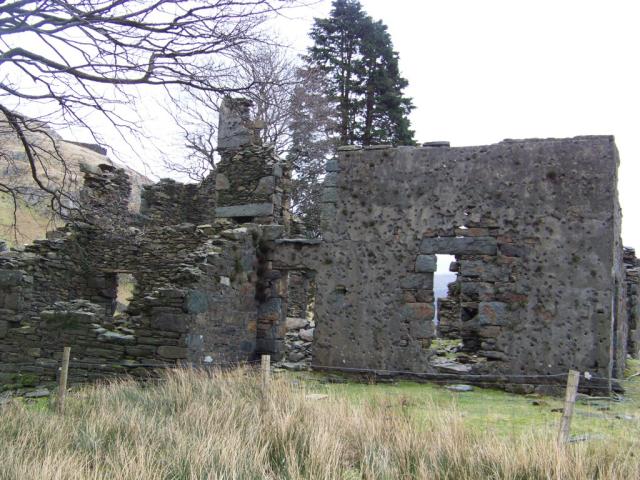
[
  {"left": 217, "top": 97, "right": 261, "bottom": 154},
  {"left": 214, "top": 97, "right": 286, "bottom": 226}
]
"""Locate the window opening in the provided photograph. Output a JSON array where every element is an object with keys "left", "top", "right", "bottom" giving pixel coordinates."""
[{"left": 114, "top": 273, "right": 136, "bottom": 317}]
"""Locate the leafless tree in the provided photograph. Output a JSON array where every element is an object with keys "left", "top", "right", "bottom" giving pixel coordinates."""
[
  {"left": 168, "top": 58, "right": 338, "bottom": 236},
  {"left": 287, "top": 66, "right": 339, "bottom": 236},
  {"left": 163, "top": 45, "right": 337, "bottom": 238},
  {"left": 239, "top": 43, "right": 299, "bottom": 151},
  {"left": 0, "top": 0, "right": 300, "bottom": 223},
  {"left": 164, "top": 41, "right": 300, "bottom": 181}
]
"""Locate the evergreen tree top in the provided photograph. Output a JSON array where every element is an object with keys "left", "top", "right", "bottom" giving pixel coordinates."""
[{"left": 306, "top": 0, "right": 415, "bottom": 146}]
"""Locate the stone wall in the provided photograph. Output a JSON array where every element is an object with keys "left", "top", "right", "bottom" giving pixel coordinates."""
[
  {"left": 1, "top": 96, "right": 634, "bottom": 397},
  {"left": 274, "top": 137, "right": 627, "bottom": 391},
  {"left": 625, "top": 247, "right": 640, "bottom": 357},
  {"left": 214, "top": 145, "right": 287, "bottom": 224},
  {"left": 0, "top": 96, "right": 292, "bottom": 393},
  {"left": 141, "top": 175, "right": 216, "bottom": 225},
  {"left": 0, "top": 166, "right": 264, "bottom": 391}
]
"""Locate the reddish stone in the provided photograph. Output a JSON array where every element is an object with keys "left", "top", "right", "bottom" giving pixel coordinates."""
[
  {"left": 402, "top": 302, "right": 435, "bottom": 321},
  {"left": 402, "top": 290, "right": 417, "bottom": 303},
  {"left": 455, "top": 227, "right": 489, "bottom": 237}
]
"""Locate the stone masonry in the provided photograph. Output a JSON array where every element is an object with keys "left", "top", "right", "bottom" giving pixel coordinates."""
[
  {"left": 271, "top": 137, "right": 631, "bottom": 393},
  {"left": 625, "top": 247, "right": 639, "bottom": 358},
  {"left": 0, "top": 97, "right": 636, "bottom": 395}
]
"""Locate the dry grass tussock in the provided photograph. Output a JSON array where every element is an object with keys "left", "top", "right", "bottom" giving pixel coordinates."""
[{"left": 0, "top": 367, "right": 638, "bottom": 479}]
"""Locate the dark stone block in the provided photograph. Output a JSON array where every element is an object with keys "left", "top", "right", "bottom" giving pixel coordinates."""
[
  {"left": 258, "top": 297, "right": 282, "bottom": 322},
  {"left": 400, "top": 273, "right": 434, "bottom": 290},
  {"left": 400, "top": 303, "right": 435, "bottom": 323},
  {"left": 460, "top": 261, "right": 509, "bottom": 281},
  {"left": 125, "top": 345, "right": 157, "bottom": 356},
  {"left": 0, "top": 270, "right": 25, "bottom": 287},
  {"left": 84, "top": 347, "right": 124, "bottom": 360},
  {"left": 183, "top": 290, "right": 209, "bottom": 314},
  {"left": 324, "top": 172, "right": 339, "bottom": 187},
  {"left": 157, "top": 345, "right": 188, "bottom": 359},
  {"left": 477, "top": 302, "right": 509, "bottom": 326},
  {"left": 321, "top": 187, "right": 338, "bottom": 203},
  {"left": 2, "top": 293, "right": 22, "bottom": 310},
  {"left": 255, "top": 338, "right": 277, "bottom": 352},
  {"left": 261, "top": 225, "right": 284, "bottom": 241},
  {"left": 415, "top": 254, "right": 437, "bottom": 272},
  {"left": 325, "top": 160, "right": 340, "bottom": 172},
  {"left": 479, "top": 350, "right": 507, "bottom": 361},
  {"left": 499, "top": 243, "right": 528, "bottom": 257},
  {"left": 420, "top": 237, "right": 498, "bottom": 255},
  {"left": 149, "top": 313, "right": 188, "bottom": 333},
  {"left": 40, "top": 310, "right": 97, "bottom": 328},
  {"left": 460, "top": 282, "right": 495, "bottom": 301}
]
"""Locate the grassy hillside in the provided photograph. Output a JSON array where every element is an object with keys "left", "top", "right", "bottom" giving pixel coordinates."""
[
  {"left": 0, "top": 192, "right": 63, "bottom": 246},
  {"left": 1, "top": 367, "right": 639, "bottom": 479},
  {"left": 1, "top": 123, "right": 150, "bottom": 246}
]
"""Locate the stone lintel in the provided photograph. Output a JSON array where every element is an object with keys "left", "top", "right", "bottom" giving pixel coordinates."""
[
  {"left": 215, "top": 203, "right": 274, "bottom": 218},
  {"left": 420, "top": 236, "right": 497, "bottom": 255},
  {"left": 274, "top": 238, "right": 323, "bottom": 246}
]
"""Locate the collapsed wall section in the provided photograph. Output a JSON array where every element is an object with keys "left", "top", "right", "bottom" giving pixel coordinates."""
[
  {"left": 313, "top": 137, "right": 624, "bottom": 387},
  {"left": 141, "top": 175, "right": 216, "bottom": 225},
  {"left": 0, "top": 96, "right": 294, "bottom": 392},
  {"left": 0, "top": 165, "right": 262, "bottom": 390}
]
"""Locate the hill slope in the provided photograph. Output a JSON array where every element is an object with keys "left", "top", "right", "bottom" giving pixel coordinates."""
[{"left": 0, "top": 118, "right": 150, "bottom": 245}]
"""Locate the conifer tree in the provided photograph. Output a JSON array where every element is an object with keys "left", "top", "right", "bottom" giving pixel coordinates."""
[{"left": 307, "top": 0, "right": 415, "bottom": 146}]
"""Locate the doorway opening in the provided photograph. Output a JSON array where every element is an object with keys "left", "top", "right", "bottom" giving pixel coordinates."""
[
  {"left": 434, "top": 254, "right": 457, "bottom": 326},
  {"left": 431, "top": 254, "right": 467, "bottom": 365},
  {"left": 284, "top": 270, "right": 317, "bottom": 364}
]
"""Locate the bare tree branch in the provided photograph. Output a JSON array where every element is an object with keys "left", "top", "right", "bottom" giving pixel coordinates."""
[
  {"left": 0, "top": 0, "right": 304, "bottom": 236},
  {"left": 164, "top": 41, "right": 301, "bottom": 180}
]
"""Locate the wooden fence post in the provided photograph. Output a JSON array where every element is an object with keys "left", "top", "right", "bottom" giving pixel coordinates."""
[
  {"left": 57, "top": 346, "right": 71, "bottom": 414},
  {"left": 557, "top": 369, "right": 580, "bottom": 445},
  {"left": 261, "top": 354, "right": 271, "bottom": 407}
]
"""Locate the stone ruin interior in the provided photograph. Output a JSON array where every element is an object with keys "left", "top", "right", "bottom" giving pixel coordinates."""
[{"left": 1, "top": 97, "right": 638, "bottom": 395}]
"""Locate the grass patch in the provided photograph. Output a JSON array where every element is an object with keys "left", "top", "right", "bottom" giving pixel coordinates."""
[
  {"left": 1, "top": 367, "right": 639, "bottom": 479},
  {"left": 0, "top": 192, "right": 59, "bottom": 245},
  {"left": 299, "top": 373, "right": 640, "bottom": 439}
]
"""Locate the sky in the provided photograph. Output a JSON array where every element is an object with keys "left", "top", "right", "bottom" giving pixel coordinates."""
[
  {"left": 272, "top": 0, "right": 640, "bottom": 248},
  {"left": 28, "top": 0, "right": 637, "bottom": 249}
]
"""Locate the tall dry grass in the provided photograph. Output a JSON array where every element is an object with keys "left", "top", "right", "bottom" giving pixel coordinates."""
[{"left": 0, "top": 367, "right": 638, "bottom": 479}]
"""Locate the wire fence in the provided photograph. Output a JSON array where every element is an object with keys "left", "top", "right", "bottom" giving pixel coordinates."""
[
  {"left": 3, "top": 357, "right": 638, "bottom": 387},
  {"left": 279, "top": 371, "right": 640, "bottom": 445},
  {"left": 2, "top": 353, "right": 639, "bottom": 444}
]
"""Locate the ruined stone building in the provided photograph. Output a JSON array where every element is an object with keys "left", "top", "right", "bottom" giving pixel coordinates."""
[{"left": 1, "top": 98, "right": 638, "bottom": 394}]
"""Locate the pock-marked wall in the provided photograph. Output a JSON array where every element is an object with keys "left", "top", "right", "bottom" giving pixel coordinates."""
[
  {"left": 309, "top": 137, "right": 625, "bottom": 384},
  {"left": 1, "top": 96, "right": 634, "bottom": 396}
]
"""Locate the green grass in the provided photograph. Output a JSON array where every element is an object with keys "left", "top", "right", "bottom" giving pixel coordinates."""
[
  {"left": 285, "top": 359, "right": 640, "bottom": 440},
  {"left": 430, "top": 338, "right": 464, "bottom": 360},
  {"left": 3, "top": 367, "right": 639, "bottom": 479}
]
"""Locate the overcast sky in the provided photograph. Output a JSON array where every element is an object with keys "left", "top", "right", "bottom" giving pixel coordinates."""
[
  {"left": 58, "top": 0, "right": 637, "bottom": 249},
  {"left": 269, "top": 0, "right": 639, "bottom": 248}
]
